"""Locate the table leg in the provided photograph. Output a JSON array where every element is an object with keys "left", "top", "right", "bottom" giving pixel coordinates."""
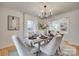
[
  {"left": 33, "top": 43, "right": 40, "bottom": 56},
  {"left": 36, "top": 42, "right": 41, "bottom": 56},
  {"left": 38, "top": 43, "right": 40, "bottom": 52}
]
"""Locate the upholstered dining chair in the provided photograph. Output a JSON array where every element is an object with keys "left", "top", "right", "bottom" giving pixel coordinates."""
[
  {"left": 12, "top": 35, "right": 38, "bottom": 56},
  {"left": 40, "top": 34, "right": 63, "bottom": 56}
]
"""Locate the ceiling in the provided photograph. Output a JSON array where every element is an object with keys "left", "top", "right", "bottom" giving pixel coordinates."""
[{"left": 0, "top": 2, "right": 79, "bottom": 17}]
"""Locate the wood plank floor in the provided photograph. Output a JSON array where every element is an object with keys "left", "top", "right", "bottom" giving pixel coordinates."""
[
  {"left": 69, "top": 45, "right": 79, "bottom": 56},
  {"left": 0, "top": 45, "right": 15, "bottom": 56},
  {"left": 63, "top": 40, "right": 79, "bottom": 56},
  {"left": 0, "top": 41, "right": 79, "bottom": 56}
]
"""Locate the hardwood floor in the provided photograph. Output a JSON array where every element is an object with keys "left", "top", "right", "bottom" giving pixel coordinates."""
[
  {"left": 0, "top": 41, "right": 79, "bottom": 56},
  {"left": 69, "top": 44, "right": 79, "bottom": 56},
  {"left": 0, "top": 45, "right": 15, "bottom": 56},
  {"left": 63, "top": 40, "right": 79, "bottom": 56}
]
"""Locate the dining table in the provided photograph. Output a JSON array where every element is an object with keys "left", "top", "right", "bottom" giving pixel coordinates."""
[
  {"left": 24, "top": 35, "right": 52, "bottom": 56},
  {"left": 31, "top": 37, "right": 48, "bottom": 56}
]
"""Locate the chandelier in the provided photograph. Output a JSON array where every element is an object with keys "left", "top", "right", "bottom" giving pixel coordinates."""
[{"left": 39, "top": 5, "right": 52, "bottom": 18}]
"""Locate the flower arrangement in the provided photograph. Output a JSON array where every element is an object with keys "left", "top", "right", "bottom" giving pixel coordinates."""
[{"left": 38, "top": 23, "right": 48, "bottom": 30}]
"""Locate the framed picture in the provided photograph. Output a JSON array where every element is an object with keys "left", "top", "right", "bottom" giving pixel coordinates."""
[{"left": 8, "top": 15, "right": 20, "bottom": 30}]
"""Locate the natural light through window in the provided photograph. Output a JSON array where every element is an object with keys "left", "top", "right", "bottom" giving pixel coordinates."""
[{"left": 27, "top": 20, "right": 36, "bottom": 32}]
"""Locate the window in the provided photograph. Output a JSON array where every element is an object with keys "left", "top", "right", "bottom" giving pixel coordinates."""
[
  {"left": 27, "top": 20, "right": 36, "bottom": 32},
  {"left": 52, "top": 21, "right": 60, "bottom": 31},
  {"left": 50, "top": 18, "right": 69, "bottom": 34}
]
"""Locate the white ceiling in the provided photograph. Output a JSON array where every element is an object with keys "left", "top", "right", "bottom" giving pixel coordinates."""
[{"left": 0, "top": 2, "right": 79, "bottom": 17}]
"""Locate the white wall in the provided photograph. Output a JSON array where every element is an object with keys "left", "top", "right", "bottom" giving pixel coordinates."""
[
  {"left": 0, "top": 7, "right": 23, "bottom": 49},
  {"left": 53, "top": 10, "right": 79, "bottom": 45}
]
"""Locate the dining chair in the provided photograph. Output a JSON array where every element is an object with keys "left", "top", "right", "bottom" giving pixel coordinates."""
[
  {"left": 12, "top": 35, "right": 38, "bottom": 56},
  {"left": 40, "top": 34, "right": 63, "bottom": 56}
]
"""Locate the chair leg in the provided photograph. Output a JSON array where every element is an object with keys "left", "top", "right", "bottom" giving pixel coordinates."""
[
  {"left": 55, "top": 46, "right": 62, "bottom": 56},
  {"left": 55, "top": 50, "right": 59, "bottom": 56},
  {"left": 33, "top": 51, "right": 39, "bottom": 56},
  {"left": 58, "top": 46, "right": 61, "bottom": 53}
]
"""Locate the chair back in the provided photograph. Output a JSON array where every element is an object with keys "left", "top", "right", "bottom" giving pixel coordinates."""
[
  {"left": 12, "top": 35, "right": 32, "bottom": 56},
  {"left": 40, "top": 34, "right": 63, "bottom": 55}
]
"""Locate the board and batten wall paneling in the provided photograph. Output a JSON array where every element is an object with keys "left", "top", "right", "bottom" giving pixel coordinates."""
[{"left": 0, "top": 7, "right": 23, "bottom": 49}]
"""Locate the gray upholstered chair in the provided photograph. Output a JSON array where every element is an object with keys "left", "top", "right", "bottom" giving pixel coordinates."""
[
  {"left": 40, "top": 34, "right": 63, "bottom": 56},
  {"left": 12, "top": 35, "right": 38, "bottom": 56}
]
